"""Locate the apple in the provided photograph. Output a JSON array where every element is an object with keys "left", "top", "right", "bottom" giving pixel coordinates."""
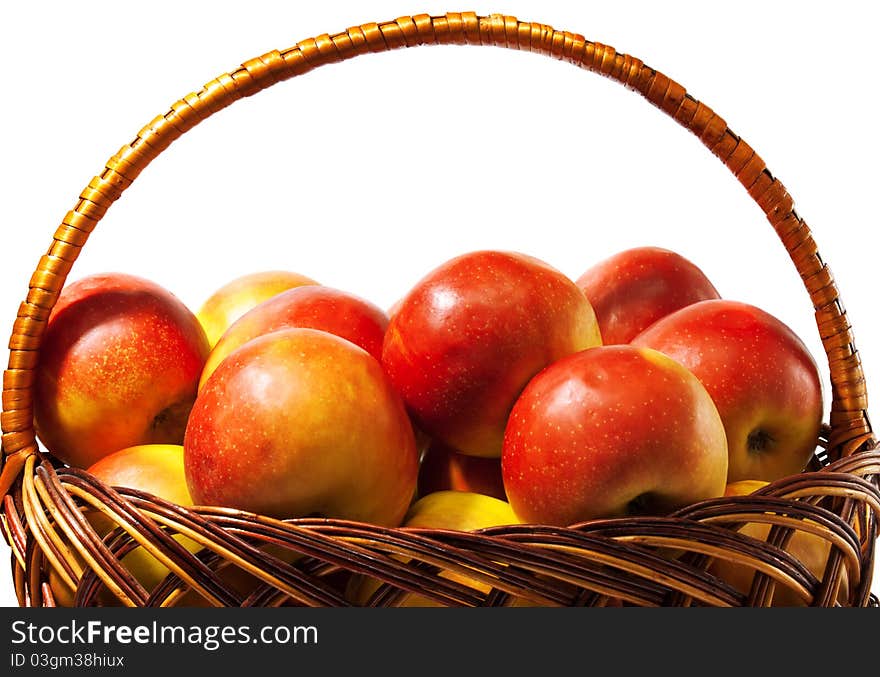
[
  {"left": 198, "top": 284, "right": 389, "bottom": 391},
  {"left": 87, "top": 443, "right": 203, "bottom": 602},
  {"left": 48, "top": 444, "right": 200, "bottom": 606},
  {"left": 347, "top": 490, "right": 522, "bottom": 606},
  {"left": 33, "top": 273, "right": 210, "bottom": 470},
  {"left": 381, "top": 250, "right": 602, "bottom": 459},
  {"left": 88, "top": 443, "right": 195, "bottom": 509},
  {"left": 631, "top": 299, "right": 824, "bottom": 483},
  {"left": 575, "top": 246, "right": 720, "bottom": 345},
  {"left": 196, "top": 270, "right": 319, "bottom": 348},
  {"left": 502, "top": 344, "right": 728, "bottom": 526},
  {"left": 417, "top": 438, "right": 507, "bottom": 502},
  {"left": 184, "top": 327, "right": 419, "bottom": 527},
  {"left": 709, "top": 480, "right": 850, "bottom": 606},
  {"left": 404, "top": 489, "right": 521, "bottom": 531}
]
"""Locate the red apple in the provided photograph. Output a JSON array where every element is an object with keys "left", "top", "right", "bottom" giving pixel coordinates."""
[
  {"left": 33, "top": 273, "right": 210, "bottom": 470},
  {"left": 575, "top": 246, "right": 720, "bottom": 345},
  {"left": 381, "top": 250, "right": 602, "bottom": 459},
  {"left": 196, "top": 270, "right": 319, "bottom": 348},
  {"left": 631, "top": 299, "right": 824, "bottom": 483},
  {"left": 184, "top": 327, "right": 419, "bottom": 527},
  {"left": 199, "top": 285, "right": 389, "bottom": 390},
  {"left": 417, "top": 438, "right": 507, "bottom": 502},
  {"left": 502, "top": 345, "right": 728, "bottom": 526}
]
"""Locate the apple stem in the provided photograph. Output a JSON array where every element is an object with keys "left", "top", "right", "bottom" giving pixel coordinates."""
[
  {"left": 626, "top": 493, "right": 653, "bottom": 516},
  {"left": 747, "top": 429, "right": 774, "bottom": 454}
]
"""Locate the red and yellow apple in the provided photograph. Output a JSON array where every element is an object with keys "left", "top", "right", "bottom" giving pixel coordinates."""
[
  {"left": 417, "top": 438, "right": 507, "bottom": 502},
  {"left": 709, "top": 479, "right": 850, "bottom": 606},
  {"left": 347, "top": 490, "right": 522, "bottom": 606},
  {"left": 196, "top": 270, "right": 318, "bottom": 348},
  {"left": 49, "top": 444, "right": 200, "bottom": 606},
  {"left": 575, "top": 246, "right": 720, "bottom": 345},
  {"left": 502, "top": 344, "right": 729, "bottom": 526},
  {"left": 198, "top": 285, "right": 389, "bottom": 390},
  {"left": 33, "top": 273, "right": 210, "bottom": 470},
  {"left": 631, "top": 299, "right": 824, "bottom": 483},
  {"left": 184, "top": 327, "right": 419, "bottom": 527},
  {"left": 381, "top": 250, "right": 602, "bottom": 459}
]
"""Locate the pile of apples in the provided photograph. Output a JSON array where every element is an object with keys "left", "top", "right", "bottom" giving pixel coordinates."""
[{"left": 32, "top": 245, "right": 835, "bottom": 606}]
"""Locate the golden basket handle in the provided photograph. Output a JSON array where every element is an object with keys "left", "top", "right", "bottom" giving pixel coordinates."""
[{"left": 1, "top": 12, "right": 874, "bottom": 498}]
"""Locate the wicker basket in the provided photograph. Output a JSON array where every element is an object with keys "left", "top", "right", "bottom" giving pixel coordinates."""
[{"left": 1, "top": 11, "right": 878, "bottom": 608}]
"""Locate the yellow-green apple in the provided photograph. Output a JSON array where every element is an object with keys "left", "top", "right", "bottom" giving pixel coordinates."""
[
  {"left": 49, "top": 444, "right": 200, "bottom": 606},
  {"left": 347, "top": 490, "right": 522, "bottom": 606},
  {"left": 196, "top": 270, "right": 318, "bottom": 348},
  {"left": 381, "top": 250, "right": 602, "bottom": 459},
  {"left": 404, "top": 489, "right": 521, "bottom": 531},
  {"left": 184, "top": 327, "right": 419, "bottom": 526},
  {"left": 575, "top": 246, "right": 720, "bottom": 345},
  {"left": 631, "top": 299, "right": 824, "bottom": 483},
  {"left": 709, "top": 479, "right": 849, "bottom": 606},
  {"left": 502, "top": 344, "right": 728, "bottom": 526},
  {"left": 198, "top": 285, "right": 388, "bottom": 391},
  {"left": 89, "top": 443, "right": 194, "bottom": 508},
  {"left": 33, "top": 273, "right": 210, "bottom": 470},
  {"left": 417, "top": 438, "right": 507, "bottom": 502}
]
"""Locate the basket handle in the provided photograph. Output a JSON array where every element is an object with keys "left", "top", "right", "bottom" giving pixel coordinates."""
[{"left": 1, "top": 12, "right": 874, "bottom": 498}]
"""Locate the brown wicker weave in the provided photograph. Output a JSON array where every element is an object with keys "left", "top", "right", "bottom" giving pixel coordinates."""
[{"left": 1, "top": 11, "right": 877, "bottom": 608}]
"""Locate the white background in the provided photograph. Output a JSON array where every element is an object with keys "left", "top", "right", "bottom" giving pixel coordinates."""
[{"left": 1, "top": 1, "right": 877, "bottom": 606}]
